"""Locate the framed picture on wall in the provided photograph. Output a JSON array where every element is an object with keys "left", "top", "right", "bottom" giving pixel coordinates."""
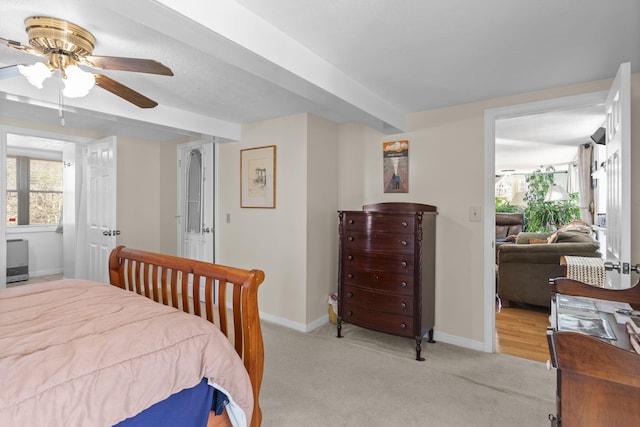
[
  {"left": 241, "top": 145, "right": 276, "bottom": 208},
  {"left": 383, "top": 140, "right": 409, "bottom": 193}
]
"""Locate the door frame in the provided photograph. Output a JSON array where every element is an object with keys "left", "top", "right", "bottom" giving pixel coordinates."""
[
  {"left": 483, "top": 90, "right": 608, "bottom": 352},
  {"left": 0, "top": 124, "right": 91, "bottom": 286}
]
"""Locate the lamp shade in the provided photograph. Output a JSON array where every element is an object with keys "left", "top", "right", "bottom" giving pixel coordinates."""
[
  {"left": 511, "top": 192, "right": 527, "bottom": 207},
  {"left": 544, "top": 185, "right": 570, "bottom": 202}
]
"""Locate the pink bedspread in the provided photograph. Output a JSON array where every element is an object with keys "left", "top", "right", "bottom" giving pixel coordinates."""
[{"left": 0, "top": 279, "right": 253, "bottom": 427}]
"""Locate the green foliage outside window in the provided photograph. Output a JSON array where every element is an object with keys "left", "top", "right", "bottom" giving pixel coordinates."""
[{"left": 6, "top": 156, "right": 63, "bottom": 226}]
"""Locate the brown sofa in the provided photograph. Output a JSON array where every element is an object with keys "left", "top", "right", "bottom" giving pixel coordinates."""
[
  {"left": 495, "top": 213, "right": 524, "bottom": 258},
  {"left": 495, "top": 213, "right": 524, "bottom": 242},
  {"left": 497, "top": 231, "right": 601, "bottom": 308}
]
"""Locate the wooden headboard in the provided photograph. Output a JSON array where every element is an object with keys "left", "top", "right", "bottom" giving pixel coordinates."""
[{"left": 108, "top": 246, "right": 265, "bottom": 427}]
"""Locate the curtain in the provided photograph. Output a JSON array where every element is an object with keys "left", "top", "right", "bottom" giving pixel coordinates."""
[{"left": 577, "top": 144, "right": 594, "bottom": 225}]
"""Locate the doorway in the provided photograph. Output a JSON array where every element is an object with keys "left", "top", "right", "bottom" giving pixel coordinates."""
[
  {"left": 483, "top": 91, "right": 609, "bottom": 354},
  {"left": 0, "top": 125, "right": 92, "bottom": 287}
]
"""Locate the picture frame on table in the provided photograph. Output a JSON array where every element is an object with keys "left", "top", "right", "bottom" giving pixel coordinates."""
[{"left": 241, "top": 145, "right": 276, "bottom": 208}]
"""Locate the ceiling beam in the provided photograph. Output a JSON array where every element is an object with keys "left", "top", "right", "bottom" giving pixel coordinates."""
[{"left": 109, "top": 0, "right": 406, "bottom": 133}]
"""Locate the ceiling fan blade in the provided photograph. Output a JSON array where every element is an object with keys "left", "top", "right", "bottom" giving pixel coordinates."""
[
  {"left": 0, "top": 64, "right": 21, "bottom": 80},
  {"left": 0, "top": 37, "right": 43, "bottom": 56},
  {"left": 94, "top": 74, "right": 158, "bottom": 108},
  {"left": 83, "top": 55, "right": 173, "bottom": 76}
]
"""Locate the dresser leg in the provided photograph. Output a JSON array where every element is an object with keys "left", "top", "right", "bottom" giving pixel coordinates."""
[
  {"left": 427, "top": 328, "right": 435, "bottom": 343},
  {"left": 337, "top": 317, "right": 343, "bottom": 338},
  {"left": 415, "top": 338, "right": 425, "bottom": 361}
]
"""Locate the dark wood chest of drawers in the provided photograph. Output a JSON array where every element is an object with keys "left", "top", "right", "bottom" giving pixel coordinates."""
[{"left": 337, "top": 202, "right": 437, "bottom": 360}]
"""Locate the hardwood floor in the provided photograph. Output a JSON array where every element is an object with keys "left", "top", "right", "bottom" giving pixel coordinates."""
[{"left": 495, "top": 300, "right": 551, "bottom": 363}]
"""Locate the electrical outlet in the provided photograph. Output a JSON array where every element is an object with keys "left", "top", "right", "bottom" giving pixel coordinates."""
[
  {"left": 469, "top": 206, "right": 481, "bottom": 222},
  {"left": 226, "top": 213, "right": 231, "bottom": 223}
]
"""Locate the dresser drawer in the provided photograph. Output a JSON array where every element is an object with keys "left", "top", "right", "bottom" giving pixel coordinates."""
[
  {"left": 342, "top": 212, "right": 415, "bottom": 234},
  {"left": 342, "top": 251, "right": 414, "bottom": 274},
  {"left": 341, "top": 303, "right": 414, "bottom": 338},
  {"left": 342, "top": 270, "right": 413, "bottom": 295},
  {"left": 342, "top": 231, "right": 414, "bottom": 254},
  {"left": 342, "top": 285, "right": 414, "bottom": 316}
]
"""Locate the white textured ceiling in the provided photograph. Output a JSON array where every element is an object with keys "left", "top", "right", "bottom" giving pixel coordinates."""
[{"left": 0, "top": 0, "right": 638, "bottom": 166}]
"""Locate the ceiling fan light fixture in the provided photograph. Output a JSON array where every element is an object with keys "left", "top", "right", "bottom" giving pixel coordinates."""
[
  {"left": 17, "top": 62, "right": 52, "bottom": 88},
  {"left": 62, "top": 64, "right": 95, "bottom": 98},
  {"left": 4, "top": 16, "right": 171, "bottom": 108}
]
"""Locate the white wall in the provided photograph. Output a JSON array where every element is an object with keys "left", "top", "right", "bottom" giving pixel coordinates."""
[
  {"left": 115, "top": 137, "right": 162, "bottom": 252},
  {"left": 218, "top": 114, "right": 310, "bottom": 329},
  {"left": 306, "top": 115, "right": 339, "bottom": 326}
]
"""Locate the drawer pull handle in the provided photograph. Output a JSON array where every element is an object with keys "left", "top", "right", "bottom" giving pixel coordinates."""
[
  {"left": 400, "top": 302, "right": 407, "bottom": 309},
  {"left": 400, "top": 323, "right": 407, "bottom": 329},
  {"left": 401, "top": 221, "right": 408, "bottom": 227},
  {"left": 400, "top": 281, "right": 408, "bottom": 287},
  {"left": 347, "top": 292, "right": 353, "bottom": 298},
  {"left": 347, "top": 273, "right": 353, "bottom": 279},
  {"left": 400, "top": 240, "right": 408, "bottom": 246},
  {"left": 401, "top": 261, "right": 408, "bottom": 267},
  {"left": 349, "top": 219, "right": 354, "bottom": 224},
  {"left": 347, "top": 255, "right": 353, "bottom": 261},
  {"left": 347, "top": 311, "right": 353, "bottom": 316},
  {"left": 348, "top": 236, "right": 354, "bottom": 241}
]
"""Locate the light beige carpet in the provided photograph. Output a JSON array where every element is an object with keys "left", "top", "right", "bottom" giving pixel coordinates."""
[{"left": 259, "top": 321, "right": 555, "bottom": 427}]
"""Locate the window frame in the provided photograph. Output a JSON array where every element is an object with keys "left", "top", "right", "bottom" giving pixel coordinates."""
[{"left": 6, "top": 155, "right": 63, "bottom": 227}]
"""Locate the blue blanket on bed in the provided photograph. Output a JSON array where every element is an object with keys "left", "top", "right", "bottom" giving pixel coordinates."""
[{"left": 114, "top": 379, "right": 228, "bottom": 427}]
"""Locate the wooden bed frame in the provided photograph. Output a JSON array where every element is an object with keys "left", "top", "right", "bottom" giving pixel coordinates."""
[{"left": 108, "top": 246, "right": 265, "bottom": 427}]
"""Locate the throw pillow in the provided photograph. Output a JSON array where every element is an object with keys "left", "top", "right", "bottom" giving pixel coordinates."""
[{"left": 556, "top": 220, "right": 592, "bottom": 235}]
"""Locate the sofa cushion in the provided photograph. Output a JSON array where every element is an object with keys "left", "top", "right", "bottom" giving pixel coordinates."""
[
  {"left": 496, "top": 225, "right": 510, "bottom": 240},
  {"left": 554, "top": 231, "right": 597, "bottom": 244},
  {"left": 496, "top": 213, "right": 524, "bottom": 240},
  {"left": 547, "top": 221, "right": 593, "bottom": 242}
]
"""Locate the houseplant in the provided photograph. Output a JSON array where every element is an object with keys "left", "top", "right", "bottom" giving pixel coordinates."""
[
  {"left": 523, "top": 169, "right": 581, "bottom": 232},
  {"left": 495, "top": 197, "right": 521, "bottom": 213}
]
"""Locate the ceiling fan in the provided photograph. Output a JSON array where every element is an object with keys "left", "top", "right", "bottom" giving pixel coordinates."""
[{"left": 0, "top": 16, "right": 173, "bottom": 108}]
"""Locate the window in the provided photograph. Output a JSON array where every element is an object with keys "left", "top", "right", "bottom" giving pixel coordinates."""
[{"left": 6, "top": 156, "right": 63, "bottom": 226}]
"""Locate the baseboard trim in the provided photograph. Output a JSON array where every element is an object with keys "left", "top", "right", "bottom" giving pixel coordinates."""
[
  {"left": 29, "top": 268, "right": 63, "bottom": 278},
  {"left": 259, "top": 311, "right": 309, "bottom": 332},
  {"left": 259, "top": 311, "right": 488, "bottom": 352},
  {"left": 433, "top": 330, "right": 485, "bottom": 352}
]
